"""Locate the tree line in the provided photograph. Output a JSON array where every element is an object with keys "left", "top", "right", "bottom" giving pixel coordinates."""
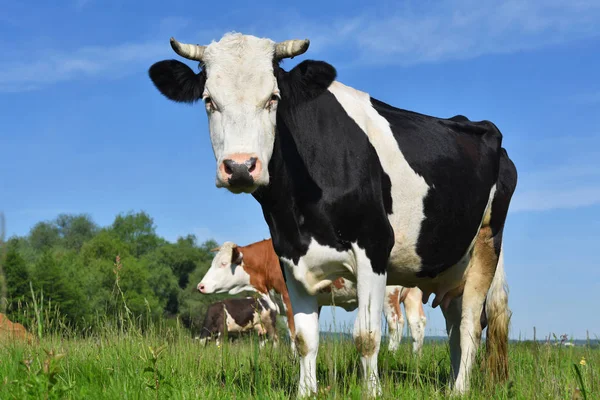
[{"left": 0, "top": 211, "right": 235, "bottom": 334}]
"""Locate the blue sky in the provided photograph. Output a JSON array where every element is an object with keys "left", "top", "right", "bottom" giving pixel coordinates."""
[{"left": 1, "top": 0, "right": 599, "bottom": 340}]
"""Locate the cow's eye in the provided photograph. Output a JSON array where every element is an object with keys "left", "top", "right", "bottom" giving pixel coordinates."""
[
  {"left": 267, "top": 93, "right": 280, "bottom": 109},
  {"left": 220, "top": 261, "right": 228, "bottom": 267},
  {"left": 204, "top": 96, "right": 216, "bottom": 111}
]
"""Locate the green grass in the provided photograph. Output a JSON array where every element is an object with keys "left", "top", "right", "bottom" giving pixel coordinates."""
[{"left": 1, "top": 322, "right": 598, "bottom": 400}]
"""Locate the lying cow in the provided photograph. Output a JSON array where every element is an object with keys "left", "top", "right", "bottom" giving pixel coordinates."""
[
  {"left": 197, "top": 297, "right": 278, "bottom": 347},
  {"left": 0, "top": 313, "right": 35, "bottom": 344},
  {"left": 198, "top": 239, "right": 426, "bottom": 354}
]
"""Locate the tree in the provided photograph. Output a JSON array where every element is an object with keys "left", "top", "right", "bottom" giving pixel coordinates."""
[
  {"left": 33, "top": 250, "right": 85, "bottom": 326},
  {"left": 199, "top": 239, "right": 219, "bottom": 255},
  {"left": 112, "top": 256, "right": 163, "bottom": 319},
  {"left": 80, "top": 229, "right": 130, "bottom": 264},
  {"left": 55, "top": 213, "right": 98, "bottom": 251},
  {"left": 29, "top": 221, "right": 60, "bottom": 251},
  {"left": 79, "top": 257, "right": 114, "bottom": 324},
  {"left": 0, "top": 212, "right": 6, "bottom": 314},
  {"left": 111, "top": 211, "right": 162, "bottom": 257},
  {"left": 4, "top": 244, "right": 30, "bottom": 307},
  {"left": 4, "top": 209, "right": 233, "bottom": 334},
  {"left": 143, "top": 256, "right": 180, "bottom": 315},
  {"left": 151, "top": 235, "right": 212, "bottom": 289}
]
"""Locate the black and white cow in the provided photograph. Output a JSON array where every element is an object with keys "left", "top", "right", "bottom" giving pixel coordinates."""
[
  {"left": 149, "top": 33, "right": 517, "bottom": 397},
  {"left": 197, "top": 297, "right": 279, "bottom": 347}
]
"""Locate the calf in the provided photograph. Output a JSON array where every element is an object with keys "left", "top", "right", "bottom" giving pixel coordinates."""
[
  {"left": 197, "top": 297, "right": 278, "bottom": 347},
  {"left": 198, "top": 239, "right": 426, "bottom": 353}
]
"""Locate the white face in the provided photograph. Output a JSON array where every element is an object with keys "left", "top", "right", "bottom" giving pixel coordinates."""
[
  {"left": 201, "top": 34, "right": 280, "bottom": 193},
  {"left": 197, "top": 242, "right": 254, "bottom": 295}
]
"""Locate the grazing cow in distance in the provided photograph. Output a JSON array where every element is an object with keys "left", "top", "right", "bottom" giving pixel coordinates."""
[
  {"left": 197, "top": 297, "right": 278, "bottom": 347},
  {"left": 149, "top": 32, "right": 517, "bottom": 397},
  {"left": 198, "top": 239, "right": 426, "bottom": 354}
]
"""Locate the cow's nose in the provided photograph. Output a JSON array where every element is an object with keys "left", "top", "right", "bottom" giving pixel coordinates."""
[
  {"left": 197, "top": 283, "right": 206, "bottom": 293},
  {"left": 219, "top": 153, "right": 262, "bottom": 188}
]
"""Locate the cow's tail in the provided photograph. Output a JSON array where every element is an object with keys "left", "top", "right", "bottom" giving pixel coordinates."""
[{"left": 484, "top": 245, "right": 510, "bottom": 382}]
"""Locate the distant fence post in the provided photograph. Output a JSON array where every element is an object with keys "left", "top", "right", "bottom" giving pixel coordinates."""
[{"left": 0, "top": 212, "right": 7, "bottom": 314}]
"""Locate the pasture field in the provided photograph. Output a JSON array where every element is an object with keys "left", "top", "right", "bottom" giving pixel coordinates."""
[{"left": 0, "top": 319, "right": 598, "bottom": 400}]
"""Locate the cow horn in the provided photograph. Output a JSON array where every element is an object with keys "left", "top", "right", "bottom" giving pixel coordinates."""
[
  {"left": 274, "top": 39, "right": 310, "bottom": 59},
  {"left": 209, "top": 247, "right": 220, "bottom": 252},
  {"left": 170, "top": 37, "right": 206, "bottom": 61}
]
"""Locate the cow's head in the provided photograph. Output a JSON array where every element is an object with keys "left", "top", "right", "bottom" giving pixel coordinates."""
[
  {"left": 197, "top": 242, "right": 253, "bottom": 295},
  {"left": 148, "top": 33, "right": 336, "bottom": 193}
]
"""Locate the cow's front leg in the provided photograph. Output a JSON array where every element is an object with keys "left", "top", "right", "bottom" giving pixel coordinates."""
[
  {"left": 278, "top": 298, "right": 297, "bottom": 354},
  {"left": 354, "top": 248, "right": 387, "bottom": 397},
  {"left": 283, "top": 263, "right": 320, "bottom": 398}
]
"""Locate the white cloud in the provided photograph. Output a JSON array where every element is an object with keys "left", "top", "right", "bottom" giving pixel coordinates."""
[
  {"left": 0, "top": 14, "right": 206, "bottom": 93},
  {"left": 291, "top": 0, "right": 600, "bottom": 66},
  {"left": 0, "top": 24, "right": 233, "bottom": 94},
  {"left": 510, "top": 157, "right": 600, "bottom": 212},
  {"left": 510, "top": 186, "right": 600, "bottom": 212},
  {"left": 2, "top": 0, "right": 600, "bottom": 93},
  {"left": 0, "top": 40, "right": 169, "bottom": 92}
]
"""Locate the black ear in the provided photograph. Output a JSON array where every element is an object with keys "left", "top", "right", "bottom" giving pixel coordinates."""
[
  {"left": 280, "top": 60, "right": 337, "bottom": 102},
  {"left": 148, "top": 60, "right": 205, "bottom": 103}
]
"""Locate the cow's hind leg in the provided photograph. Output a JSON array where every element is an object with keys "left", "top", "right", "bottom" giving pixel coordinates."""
[
  {"left": 480, "top": 150, "right": 515, "bottom": 384},
  {"left": 383, "top": 287, "right": 404, "bottom": 352},
  {"left": 483, "top": 246, "right": 510, "bottom": 382},
  {"left": 279, "top": 299, "right": 296, "bottom": 353},
  {"left": 404, "top": 288, "right": 427, "bottom": 355},
  {"left": 453, "top": 151, "right": 515, "bottom": 393},
  {"left": 258, "top": 332, "right": 268, "bottom": 348},
  {"left": 453, "top": 226, "right": 500, "bottom": 394},
  {"left": 284, "top": 264, "right": 320, "bottom": 398},
  {"left": 353, "top": 247, "right": 387, "bottom": 397}
]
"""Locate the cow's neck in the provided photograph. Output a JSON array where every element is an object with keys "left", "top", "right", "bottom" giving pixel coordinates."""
[
  {"left": 239, "top": 241, "right": 278, "bottom": 293},
  {"left": 253, "top": 87, "right": 371, "bottom": 259},
  {"left": 251, "top": 101, "right": 324, "bottom": 260}
]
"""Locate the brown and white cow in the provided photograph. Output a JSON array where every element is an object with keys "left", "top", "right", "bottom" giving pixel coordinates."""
[
  {"left": 0, "top": 313, "right": 35, "bottom": 344},
  {"left": 197, "top": 239, "right": 426, "bottom": 353},
  {"left": 197, "top": 297, "right": 278, "bottom": 347}
]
